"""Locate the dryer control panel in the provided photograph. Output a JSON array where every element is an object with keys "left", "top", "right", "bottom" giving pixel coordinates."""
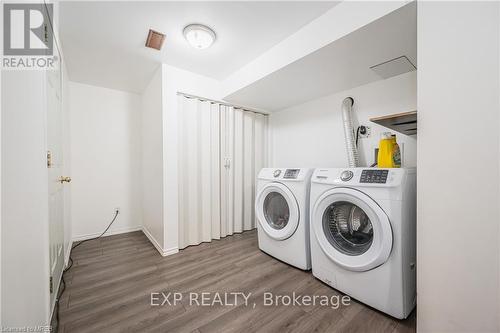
[
  {"left": 257, "top": 168, "right": 314, "bottom": 181},
  {"left": 360, "top": 169, "right": 389, "bottom": 184},
  {"left": 311, "top": 167, "right": 414, "bottom": 188},
  {"left": 283, "top": 169, "right": 300, "bottom": 179}
]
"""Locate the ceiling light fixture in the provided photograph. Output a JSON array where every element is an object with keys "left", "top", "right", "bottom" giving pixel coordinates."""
[{"left": 183, "top": 24, "right": 216, "bottom": 50}]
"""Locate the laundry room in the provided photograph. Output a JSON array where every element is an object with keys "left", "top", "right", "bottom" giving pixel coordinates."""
[{"left": 2, "top": 1, "right": 499, "bottom": 333}]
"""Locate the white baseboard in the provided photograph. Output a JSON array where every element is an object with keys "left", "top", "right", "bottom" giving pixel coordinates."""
[
  {"left": 142, "top": 226, "right": 178, "bottom": 257},
  {"left": 163, "top": 246, "right": 179, "bottom": 256},
  {"left": 72, "top": 225, "right": 178, "bottom": 257},
  {"left": 72, "top": 225, "right": 142, "bottom": 242}
]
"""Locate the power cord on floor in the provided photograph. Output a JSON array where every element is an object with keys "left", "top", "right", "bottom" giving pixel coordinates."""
[{"left": 54, "top": 210, "right": 120, "bottom": 332}]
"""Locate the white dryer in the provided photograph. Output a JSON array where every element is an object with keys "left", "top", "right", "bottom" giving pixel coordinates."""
[
  {"left": 255, "top": 168, "right": 314, "bottom": 270},
  {"left": 309, "top": 168, "right": 416, "bottom": 319}
]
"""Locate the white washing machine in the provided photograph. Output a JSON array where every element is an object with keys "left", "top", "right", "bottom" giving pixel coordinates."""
[
  {"left": 309, "top": 168, "right": 416, "bottom": 319},
  {"left": 255, "top": 168, "right": 314, "bottom": 270}
]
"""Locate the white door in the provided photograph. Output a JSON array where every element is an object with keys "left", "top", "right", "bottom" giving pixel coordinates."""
[
  {"left": 178, "top": 97, "right": 221, "bottom": 248},
  {"left": 222, "top": 108, "right": 268, "bottom": 236},
  {"left": 46, "top": 47, "right": 65, "bottom": 306},
  {"left": 255, "top": 183, "right": 300, "bottom": 240},
  {"left": 312, "top": 188, "right": 393, "bottom": 272}
]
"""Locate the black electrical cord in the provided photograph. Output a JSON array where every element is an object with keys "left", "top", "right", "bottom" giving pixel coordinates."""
[
  {"left": 54, "top": 210, "right": 119, "bottom": 332},
  {"left": 355, "top": 126, "right": 361, "bottom": 147}
]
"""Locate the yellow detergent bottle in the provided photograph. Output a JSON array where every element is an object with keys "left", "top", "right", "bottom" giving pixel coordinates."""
[
  {"left": 377, "top": 132, "right": 396, "bottom": 168},
  {"left": 391, "top": 134, "right": 402, "bottom": 168}
]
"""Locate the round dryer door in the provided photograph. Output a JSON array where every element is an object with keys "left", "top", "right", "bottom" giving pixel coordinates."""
[
  {"left": 255, "top": 183, "right": 300, "bottom": 240},
  {"left": 312, "top": 187, "right": 392, "bottom": 272}
]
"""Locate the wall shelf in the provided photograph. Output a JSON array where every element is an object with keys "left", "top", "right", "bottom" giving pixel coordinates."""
[{"left": 370, "top": 110, "right": 417, "bottom": 135}]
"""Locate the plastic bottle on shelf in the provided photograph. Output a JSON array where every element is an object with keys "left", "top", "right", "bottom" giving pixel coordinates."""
[
  {"left": 391, "top": 134, "right": 401, "bottom": 168},
  {"left": 377, "top": 132, "right": 395, "bottom": 168}
]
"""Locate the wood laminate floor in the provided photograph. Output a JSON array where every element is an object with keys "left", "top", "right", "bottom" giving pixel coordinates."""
[{"left": 59, "top": 230, "right": 416, "bottom": 333}]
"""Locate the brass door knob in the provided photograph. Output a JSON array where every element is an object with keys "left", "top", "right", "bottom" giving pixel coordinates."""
[{"left": 59, "top": 176, "right": 72, "bottom": 184}]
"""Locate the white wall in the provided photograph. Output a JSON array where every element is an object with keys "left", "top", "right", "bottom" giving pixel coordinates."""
[
  {"left": 141, "top": 67, "right": 165, "bottom": 252},
  {"left": 270, "top": 71, "right": 416, "bottom": 168},
  {"left": 417, "top": 2, "right": 500, "bottom": 332},
  {"left": 69, "top": 82, "right": 142, "bottom": 240},
  {"left": 162, "top": 64, "right": 223, "bottom": 253},
  {"left": 1, "top": 71, "right": 51, "bottom": 325},
  {"left": 140, "top": 64, "right": 223, "bottom": 255},
  {"left": 222, "top": 1, "right": 409, "bottom": 98}
]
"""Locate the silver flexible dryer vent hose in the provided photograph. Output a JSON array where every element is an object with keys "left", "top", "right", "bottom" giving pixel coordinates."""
[{"left": 341, "top": 97, "right": 360, "bottom": 167}]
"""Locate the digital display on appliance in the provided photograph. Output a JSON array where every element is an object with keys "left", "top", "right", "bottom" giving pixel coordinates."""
[
  {"left": 283, "top": 169, "right": 300, "bottom": 179},
  {"left": 360, "top": 170, "right": 389, "bottom": 183}
]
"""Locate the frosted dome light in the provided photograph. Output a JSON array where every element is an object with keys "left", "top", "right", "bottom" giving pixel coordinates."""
[{"left": 183, "top": 24, "right": 216, "bottom": 49}]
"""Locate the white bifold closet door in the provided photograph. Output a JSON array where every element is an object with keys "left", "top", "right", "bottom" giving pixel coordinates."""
[
  {"left": 178, "top": 97, "right": 221, "bottom": 249},
  {"left": 220, "top": 106, "right": 267, "bottom": 237},
  {"left": 178, "top": 95, "right": 267, "bottom": 249}
]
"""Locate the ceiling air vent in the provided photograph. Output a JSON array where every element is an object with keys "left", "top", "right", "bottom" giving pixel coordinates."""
[
  {"left": 145, "top": 29, "right": 165, "bottom": 50},
  {"left": 370, "top": 56, "right": 416, "bottom": 79}
]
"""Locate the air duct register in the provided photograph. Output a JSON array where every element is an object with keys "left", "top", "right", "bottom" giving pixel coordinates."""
[
  {"left": 370, "top": 56, "right": 416, "bottom": 79},
  {"left": 145, "top": 29, "right": 165, "bottom": 50}
]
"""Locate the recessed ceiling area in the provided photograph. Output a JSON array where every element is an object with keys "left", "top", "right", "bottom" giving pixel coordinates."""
[
  {"left": 224, "top": 2, "right": 417, "bottom": 111},
  {"left": 59, "top": 1, "right": 339, "bottom": 93}
]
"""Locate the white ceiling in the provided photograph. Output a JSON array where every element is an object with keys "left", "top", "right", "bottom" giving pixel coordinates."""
[
  {"left": 224, "top": 2, "right": 416, "bottom": 111},
  {"left": 59, "top": 1, "right": 338, "bottom": 93}
]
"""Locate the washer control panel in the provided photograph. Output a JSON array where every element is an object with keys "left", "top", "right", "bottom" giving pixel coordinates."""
[
  {"left": 340, "top": 170, "right": 354, "bottom": 181},
  {"left": 360, "top": 169, "right": 389, "bottom": 183},
  {"left": 283, "top": 169, "right": 300, "bottom": 179},
  {"left": 273, "top": 169, "right": 282, "bottom": 178}
]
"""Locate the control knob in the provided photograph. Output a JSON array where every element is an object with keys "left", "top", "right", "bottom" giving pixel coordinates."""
[{"left": 340, "top": 170, "right": 354, "bottom": 181}]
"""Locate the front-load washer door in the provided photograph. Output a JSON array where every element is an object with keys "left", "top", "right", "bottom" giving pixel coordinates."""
[
  {"left": 256, "top": 182, "right": 300, "bottom": 240},
  {"left": 312, "top": 187, "right": 392, "bottom": 272}
]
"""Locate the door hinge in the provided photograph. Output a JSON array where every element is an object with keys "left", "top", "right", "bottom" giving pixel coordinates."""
[
  {"left": 44, "top": 24, "right": 48, "bottom": 43},
  {"left": 47, "top": 151, "right": 52, "bottom": 168},
  {"left": 49, "top": 276, "right": 53, "bottom": 294}
]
